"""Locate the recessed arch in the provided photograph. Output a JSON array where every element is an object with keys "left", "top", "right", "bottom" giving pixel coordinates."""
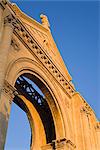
[
  {"left": 4, "top": 102, "right": 31, "bottom": 150},
  {"left": 5, "top": 57, "right": 73, "bottom": 148},
  {"left": 14, "top": 74, "right": 56, "bottom": 145},
  {"left": 14, "top": 94, "right": 47, "bottom": 150}
]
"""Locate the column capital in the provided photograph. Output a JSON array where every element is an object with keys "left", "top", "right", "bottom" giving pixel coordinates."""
[
  {"left": 41, "top": 138, "right": 76, "bottom": 149},
  {"left": 52, "top": 138, "right": 76, "bottom": 149},
  {"left": 2, "top": 80, "right": 16, "bottom": 101}
]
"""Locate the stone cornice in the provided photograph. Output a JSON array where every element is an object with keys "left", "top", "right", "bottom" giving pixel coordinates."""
[
  {"left": 4, "top": 2, "right": 76, "bottom": 98},
  {"left": 0, "top": 0, "right": 8, "bottom": 9},
  {"left": 95, "top": 122, "right": 100, "bottom": 131},
  {"left": 80, "top": 103, "right": 92, "bottom": 115},
  {"left": 7, "top": 3, "right": 50, "bottom": 33}
]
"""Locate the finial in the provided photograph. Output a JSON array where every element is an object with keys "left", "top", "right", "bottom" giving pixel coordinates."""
[{"left": 40, "top": 14, "right": 50, "bottom": 29}]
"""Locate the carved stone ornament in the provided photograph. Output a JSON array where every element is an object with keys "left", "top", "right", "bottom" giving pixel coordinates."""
[
  {"left": 51, "top": 138, "right": 76, "bottom": 149},
  {"left": 80, "top": 104, "right": 92, "bottom": 115},
  {"left": 11, "top": 37, "right": 20, "bottom": 51},
  {"left": 41, "top": 138, "right": 76, "bottom": 149},
  {"left": 4, "top": 14, "right": 14, "bottom": 25},
  {"left": 95, "top": 122, "right": 100, "bottom": 131},
  {"left": 3, "top": 4, "right": 75, "bottom": 97},
  {"left": 40, "top": 14, "right": 50, "bottom": 28},
  {"left": 4, "top": 14, "right": 20, "bottom": 30},
  {"left": 2, "top": 80, "right": 16, "bottom": 100}
]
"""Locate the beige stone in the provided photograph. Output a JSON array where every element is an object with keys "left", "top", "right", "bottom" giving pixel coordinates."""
[{"left": 0, "top": 1, "right": 99, "bottom": 150}]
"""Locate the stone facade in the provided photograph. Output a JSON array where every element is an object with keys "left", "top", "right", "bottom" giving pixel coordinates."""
[{"left": 0, "top": 0, "right": 99, "bottom": 150}]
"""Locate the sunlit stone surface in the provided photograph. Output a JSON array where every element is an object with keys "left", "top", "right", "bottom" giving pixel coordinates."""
[{"left": 0, "top": 0, "right": 99, "bottom": 150}]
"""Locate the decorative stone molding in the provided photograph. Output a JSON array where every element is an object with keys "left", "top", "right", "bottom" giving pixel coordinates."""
[
  {"left": 80, "top": 104, "right": 92, "bottom": 115},
  {"left": 4, "top": 13, "right": 21, "bottom": 30},
  {"left": 41, "top": 138, "right": 76, "bottom": 149},
  {"left": 4, "top": 14, "right": 14, "bottom": 27},
  {"left": 95, "top": 122, "right": 100, "bottom": 131},
  {"left": 11, "top": 37, "right": 20, "bottom": 51},
  {"left": 66, "top": 140, "right": 76, "bottom": 149},
  {"left": 0, "top": 0, "right": 7, "bottom": 7},
  {"left": 3, "top": 3, "right": 76, "bottom": 98},
  {"left": 13, "top": 20, "right": 75, "bottom": 97},
  {"left": 2, "top": 80, "right": 16, "bottom": 103},
  {"left": 0, "top": 2, "right": 4, "bottom": 9},
  {"left": 52, "top": 138, "right": 76, "bottom": 149}
]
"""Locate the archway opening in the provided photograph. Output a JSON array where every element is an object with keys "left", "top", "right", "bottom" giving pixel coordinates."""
[
  {"left": 14, "top": 73, "right": 56, "bottom": 145},
  {"left": 4, "top": 102, "right": 31, "bottom": 150}
]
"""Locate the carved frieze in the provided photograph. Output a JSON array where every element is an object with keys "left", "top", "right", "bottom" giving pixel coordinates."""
[
  {"left": 14, "top": 21, "right": 75, "bottom": 97},
  {"left": 11, "top": 37, "right": 20, "bottom": 51},
  {"left": 3, "top": 3, "right": 76, "bottom": 98},
  {"left": 95, "top": 122, "right": 100, "bottom": 131},
  {"left": 4, "top": 13, "right": 21, "bottom": 32},
  {"left": 80, "top": 103, "right": 92, "bottom": 115}
]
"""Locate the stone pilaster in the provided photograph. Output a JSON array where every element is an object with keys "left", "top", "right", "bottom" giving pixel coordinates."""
[
  {"left": 0, "top": 12, "right": 14, "bottom": 98},
  {"left": 0, "top": 3, "right": 4, "bottom": 42},
  {"left": 0, "top": 11, "right": 14, "bottom": 150},
  {"left": 95, "top": 122, "right": 100, "bottom": 150},
  {"left": 0, "top": 3, "right": 3, "bottom": 23},
  {"left": 0, "top": 81, "right": 15, "bottom": 150},
  {"left": 80, "top": 106, "right": 92, "bottom": 150}
]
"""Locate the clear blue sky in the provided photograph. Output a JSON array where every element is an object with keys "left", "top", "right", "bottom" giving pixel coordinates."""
[{"left": 5, "top": 0, "right": 99, "bottom": 150}]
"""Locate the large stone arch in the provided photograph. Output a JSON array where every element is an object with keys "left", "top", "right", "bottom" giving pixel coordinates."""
[
  {"left": 0, "top": 1, "right": 99, "bottom": 150},
  {"left": 4, "top": 57, "right": 73, "bottom": 148},
  {"left": 15, "top": 95, "right": 47, "bottom": 150}
]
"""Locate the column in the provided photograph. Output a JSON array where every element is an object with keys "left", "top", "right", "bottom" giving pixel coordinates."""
[
  {"left": 88, "top": 114, "right": 98, "bottom": 150},
  {"left": 0, "top": 3, "right": 4, "bottom": 42},
  {"left": 72, "top": 93, "right": 85, "bottom": 149},
  {"left": 0, "top": 81, "right": 15, "bottom": 150},
  {"left": 80, "top": 106, "right": 92, "bottom": 150},
  {"left": 95, "top": 122, "right": 100, "bottom": 150},
  {"left": 0, "top": 3, "right": 3, "bottom": 27},
  {"left": 0, "top": 13, "right": 14, "bottom": 98}
]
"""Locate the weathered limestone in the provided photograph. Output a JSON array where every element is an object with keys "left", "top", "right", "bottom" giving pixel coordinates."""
[
  {"left": 40, "top": 14, "right": 50, "bottom": 29},
  {"left": 0, "top": 81, "right": 14, "bottom": 149},
  {"left": 0, "top": 5, "right": 14, "bottom": 149},
  {"left": 0, "top": 3, "right": 3, "bottom": 42},
  {"left": 0, "top": 9, "right": 13, "bottom": 97},
  {"left": 41, "top": 139, "right": 76, "bottom": 150},
  {"left": 95, "top": 122, "right": 100, "bottom": 150},
  {"left": 0, "top": 1, "right": 99, "bottom": 150}
]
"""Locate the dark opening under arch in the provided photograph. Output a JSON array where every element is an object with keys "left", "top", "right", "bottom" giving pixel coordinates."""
[{"left": 14, "top": 74, "right": 56, "bottom": 144}]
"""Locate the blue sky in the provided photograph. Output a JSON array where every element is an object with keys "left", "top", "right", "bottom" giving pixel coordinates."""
[{"left": 5, "top": 0, "right": 99, "bottom": 149}]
